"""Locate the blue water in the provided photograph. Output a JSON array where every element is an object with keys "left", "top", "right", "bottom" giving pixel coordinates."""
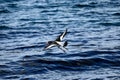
[{"left": 0, "top": 0, "right": 120, "bottom": 80}]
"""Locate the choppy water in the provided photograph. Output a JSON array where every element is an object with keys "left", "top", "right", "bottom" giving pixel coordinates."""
[{"left": 0, "top": 0, "right": 120, "bottom": 80}]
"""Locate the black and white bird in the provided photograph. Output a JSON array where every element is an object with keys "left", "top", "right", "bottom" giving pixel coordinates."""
[{"left": 43, "top": 29, "right": 68, "bottom": 52}]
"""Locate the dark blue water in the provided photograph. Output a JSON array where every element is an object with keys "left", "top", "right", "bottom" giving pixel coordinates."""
[{"left": 0, "top": 0, "right": 120, "bottom": 80}]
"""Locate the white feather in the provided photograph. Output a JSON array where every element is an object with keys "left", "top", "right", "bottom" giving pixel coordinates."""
[
  {"left": 45, "top": 44, "right": 56, "bottom": 50},
  {"left": 55, "top": 41, "right": 64, "bottom": 46}
]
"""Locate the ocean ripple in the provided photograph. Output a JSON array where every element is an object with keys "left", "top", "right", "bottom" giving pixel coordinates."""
[{"left": 0, "top": 0, "right": 120, "bottom": 80}]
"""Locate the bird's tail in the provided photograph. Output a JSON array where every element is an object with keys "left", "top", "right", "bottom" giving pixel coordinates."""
[{"left": 63, "top": 41, "right": 68, "bottom": 47}]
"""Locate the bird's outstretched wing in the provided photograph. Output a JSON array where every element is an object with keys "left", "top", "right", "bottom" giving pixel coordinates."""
[
  {"left": 55, "top": 41, "right": 68, "bottom": 47},
  {"left": 43, "top": 44, "right": 55, "bottom": 50},
  {"left": 58, "top": 46, "right": 68, "bottom": 53},
  {"left": 55, "top": 29, "right": 67, "bottom": 41}
]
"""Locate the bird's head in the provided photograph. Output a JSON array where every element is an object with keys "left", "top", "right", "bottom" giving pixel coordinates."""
[{"left": 47, "top": 41, "right": 53, "bottom": 44}]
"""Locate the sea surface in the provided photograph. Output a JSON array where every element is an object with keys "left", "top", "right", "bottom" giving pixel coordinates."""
[{"left": 0, "top": 0, "right": 120, "bottom": 80}]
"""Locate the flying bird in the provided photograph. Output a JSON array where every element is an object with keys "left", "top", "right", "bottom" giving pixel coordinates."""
[{"left": 43, "top": 29, "right": 68, "bottom": 52}]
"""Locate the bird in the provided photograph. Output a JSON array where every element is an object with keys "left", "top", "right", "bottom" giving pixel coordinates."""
[{"left": 43, "top": 29, "right": 68, "bottom": 52}]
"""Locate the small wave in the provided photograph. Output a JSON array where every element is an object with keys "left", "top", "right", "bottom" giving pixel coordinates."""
[
  {"left": 112, "top": 12, "right": 120, "bottom": 16},
  {"left": 59, "top": 51, "right": 118, "bottom": 58},
  {"left": 11, "top": 45, "right": 43, "bottom": 50},
  {"left": 0, "top": 25, "right": 12, "bottom": 30},
  {"left": 19, "top": 18, "right": 31, "bottom": 21},
  {"left": 0, "top": 65, "right": 9, "bottom": 68},
  {"left": 0, "top": 70, "right": 13, "bottom": 76},
  {"left": 72, "top": 4, "right": 96, "bottom": 8},
  {"left": 16, "top": 51, "right": 120, "bottom": 71},
  {"left": 8, "top": 31, "right": 38, "bottom": 35},
  {"left": 20, "top": 78, "right": 36, "bottom": 80},
  {"left": 0, "top": 9, "right": 11, "bottom": 13},
  {"left": 7, "top": 3, "right": 18, "bottom": 8},
  {"left": 33, "top": 5, "right": 46, "bottom": 9},
  {"left": 0, "top": 0, "right": 22, "bottom": 3},
  {"left": 3, "top": 76, "right": 19, "bottom": 79},
  {"left": 0, "top": 34, "right": 8, "bottom": 39},
  {"left": 99, "top": 22, "right": 120, "bottom": 26}
]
